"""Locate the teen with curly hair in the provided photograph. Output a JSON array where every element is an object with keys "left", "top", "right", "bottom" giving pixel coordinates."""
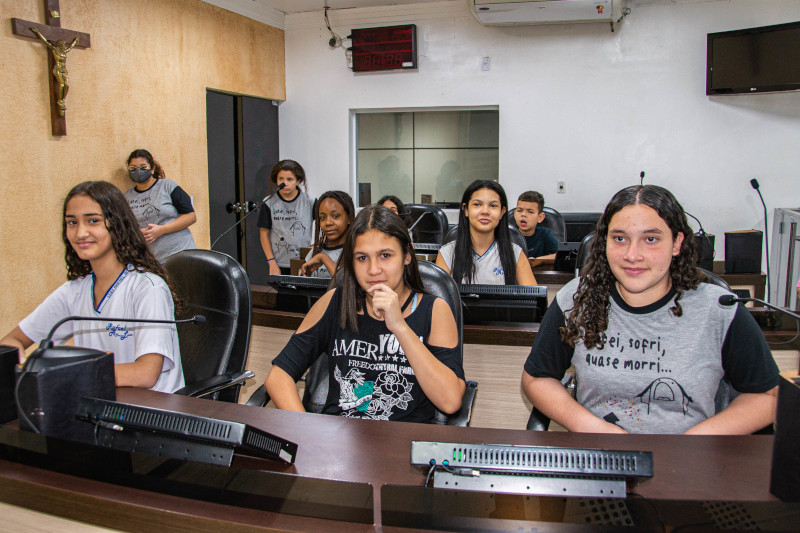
[
  {"left": 266, "top": 205, "right": 465, "bottom": 422},
  {"left": 522, "top": 185, "right": 778, "bottom": 434},
  {"left": 1, "top": 181, "right": 184, "bottom": 393}
]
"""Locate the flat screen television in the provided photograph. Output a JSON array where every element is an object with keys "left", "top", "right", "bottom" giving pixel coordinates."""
[{"left": 707, "top": 21, "right": 800, "bottom": 95}]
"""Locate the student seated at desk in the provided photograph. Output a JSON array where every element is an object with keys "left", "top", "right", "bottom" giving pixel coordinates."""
[
  {"left": 377, "top": 194, "right": 405, "bottom": 216},
  {"left": 300, "top": 191, "right": 354, "bottom": 278},
  {"left": 0, "top": 181, "right": 184, "bottom": 393},
  {"left": 266, "top": 205, "right": 465, "bottom": 422},
  {"left": 514, "top": 190, "right": 559, "bottom": 269},
  {"left": 521, "top": 185, "right": 778, "bottom": 435},
  {"left": 436, "top": 180, "right": 537, "bottom": 286}
]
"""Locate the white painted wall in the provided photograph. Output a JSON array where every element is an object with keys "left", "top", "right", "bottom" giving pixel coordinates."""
[{"left": 279, "top": 0, "right": 800, "bottom": 264}]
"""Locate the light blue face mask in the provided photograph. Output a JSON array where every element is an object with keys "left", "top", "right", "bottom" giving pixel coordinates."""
[{"left": 128, "top": 167, "right": 152, "bottom": 183}]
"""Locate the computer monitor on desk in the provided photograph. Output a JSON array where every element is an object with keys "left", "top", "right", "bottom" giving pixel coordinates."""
[
  {"left": 458, "top": 284, "right": 548, "bottom": 325},
  {"left": 266, "top": 275, "right": 331, "bottom": 312}
]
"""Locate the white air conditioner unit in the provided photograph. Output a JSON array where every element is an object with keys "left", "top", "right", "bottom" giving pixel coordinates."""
[{"left": 469, "top": 0, "right": 625, "bottom": 27}]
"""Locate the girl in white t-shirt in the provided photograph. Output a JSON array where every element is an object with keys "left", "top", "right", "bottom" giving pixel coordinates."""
[
  {"left": 1, "top": 181, "right": 184, "bottom": 393},
  {"left": 436, "top": 180, "right": 536, "bottom": 286}
]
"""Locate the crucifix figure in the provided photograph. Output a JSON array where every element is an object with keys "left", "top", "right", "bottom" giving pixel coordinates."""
[
  {"left": 29, "top": 27, "right": 78, "bottom": 116},
  {"left": 11, "top": 0, "right": 91, "bottom": 135}
]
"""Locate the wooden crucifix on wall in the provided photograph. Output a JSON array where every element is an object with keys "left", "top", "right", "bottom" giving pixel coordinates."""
[{"left": 12, "top": 0, "right": 91, "bottom": 136}]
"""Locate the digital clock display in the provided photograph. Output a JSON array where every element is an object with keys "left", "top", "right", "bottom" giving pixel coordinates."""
[{"left": 350, "top": 25, "right": 417, "bottom": 72}]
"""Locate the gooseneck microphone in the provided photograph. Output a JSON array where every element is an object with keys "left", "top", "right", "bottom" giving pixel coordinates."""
[
  {"left": 640, "top": 171, "right": 645, "bottom": 185},
  {"left": 718, "top": 294, "right": 800, "bottom": 322},
  {"left": 750, "top": 178, "right": 771, "bottom": 304},
  {"left": 18, "top": 314, "right": 206, "bottom": 434},
  {"left": 36, "top": 314, "right": 206, "bottom": 352},
  {"left": 210, "top": 183, "right": 285, "bottom": 250},
  {"left": 685, "top": 211, "right": 707, "bottom": 236}
]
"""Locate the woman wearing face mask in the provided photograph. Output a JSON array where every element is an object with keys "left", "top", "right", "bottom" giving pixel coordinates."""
[{"left": 123, "top": 149, "right": 197, "bottom": 263}]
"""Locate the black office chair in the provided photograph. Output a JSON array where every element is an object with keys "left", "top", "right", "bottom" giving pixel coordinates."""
[
  {"left": 575, "top": 231, "right": 595, "bottom": 276},
  {"left": 407, "top": 204, "right": 449, "bottom": 244},
  {"left": 246, "top": 261, "right": 477, "bottom": 426},
  {"left": 508, "top": 207, "right": 566, "bottom": 244},
  {"left": 165, "top": 250, "right": 254, "bottom": 402},
  {"left": 443, "top": 223, "right": 527, "bottom": 252}
]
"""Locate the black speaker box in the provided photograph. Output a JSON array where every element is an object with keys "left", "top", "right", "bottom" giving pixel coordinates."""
[
  {"left": 0, "top": 345, "right": 19, "bottom": 424},
  {"left": 695, "top": 232, "right": 715, "bottom": 272},
  {"left": 16, "top": 347, "right": 115, "bottom": 444},
  {"left": 771, "top": 373, "right": 800, "bottom": 501},
  {"left": 724, "top": 230, "right": 762, "bottom": 274}
]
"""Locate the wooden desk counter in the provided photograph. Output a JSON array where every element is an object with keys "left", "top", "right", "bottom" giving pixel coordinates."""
[
  {"left": 116, "top": 389, "right": 777, "bottom": 501},
  {"left": 0, "top": 389, "right": 783, "bottom": 530}
]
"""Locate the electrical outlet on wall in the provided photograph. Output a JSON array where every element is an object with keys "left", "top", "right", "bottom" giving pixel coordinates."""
[{"left": 557, "top": 180, "right": 566, "bottom": 194}]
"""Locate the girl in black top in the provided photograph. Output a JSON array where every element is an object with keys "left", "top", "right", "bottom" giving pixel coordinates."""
[{"left": 266, "top": 206, "right": 465, "bottom": 422}]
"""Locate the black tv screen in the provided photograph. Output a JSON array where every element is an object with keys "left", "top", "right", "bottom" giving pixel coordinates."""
[{"left": 707, "top": 21, "right": 800, "bottom": 95}]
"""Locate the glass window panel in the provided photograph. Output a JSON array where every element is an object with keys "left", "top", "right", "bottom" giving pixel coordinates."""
[
  {"left": 355, "top": 110, "right": 498, "bottom": 208},
  {"left": 414, "top": 149, "right": 499, "bottom": 205},
  {"left": 414, "top": 111, "right": 499, "bottom": 149},
  {"left": 357, "top": 149, "right": 414, "bottom": 205},
  {"left": 357, "top": 113, "right": 414, "bottom": 149}
]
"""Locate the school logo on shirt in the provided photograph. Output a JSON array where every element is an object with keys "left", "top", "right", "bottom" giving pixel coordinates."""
[{"left": 106, "top": 322, "right": 132, "bottom": 340}]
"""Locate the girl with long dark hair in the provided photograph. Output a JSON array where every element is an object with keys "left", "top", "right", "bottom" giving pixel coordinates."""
[
  {"left": 522, "top": 185, "right": 778, "bottom": 434},
  {"left": 1, "top": 181, "right": 184, "bottom": 392},
  {"left": 377, "top": 195, "right": 405, "bottom": 216},
  {"left": 124, "top": 149, "right": 196, "bottom": 263},
  {"left": 266, "top": 205, "right": 465, "bottom": 422},
  {"left": 300, "top": 190, "right": 355, "bottom": 278},
  {"left": 436, "top": 180, "right": 536, "bottom": 285}
]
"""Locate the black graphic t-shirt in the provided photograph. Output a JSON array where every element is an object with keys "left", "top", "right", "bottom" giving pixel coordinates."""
[{"left": 272, "top": 290, "right": 464, "bottom": 423}]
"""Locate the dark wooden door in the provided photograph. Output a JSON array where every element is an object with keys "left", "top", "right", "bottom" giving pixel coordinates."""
[{"left": 206, "top": 90, "right": 279, "bottom": 285}]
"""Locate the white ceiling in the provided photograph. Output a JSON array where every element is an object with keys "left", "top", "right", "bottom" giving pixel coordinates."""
[{"left": 257, "top": 0, "right": 446, "bottom": 14}]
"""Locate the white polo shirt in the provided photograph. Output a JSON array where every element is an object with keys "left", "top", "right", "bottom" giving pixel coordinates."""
[{"left": 19, "top": 266, "right": 184, "bottom": 393}]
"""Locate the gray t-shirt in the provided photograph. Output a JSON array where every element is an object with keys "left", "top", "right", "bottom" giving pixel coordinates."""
[
  {"left": 257, "top": 191, "right": 314, "bottom": 268},
  {"left": 439, "top": 240, "right": 524, "bottom": 284},
  {"left": 304, "top": 245, "right": 343, "bottom": 278},
  {"left": 525, "top": 278, "right": 779, "bottom": 434},
  {"left": 124, "top": 179, "right": 196, "bottom": 263}
]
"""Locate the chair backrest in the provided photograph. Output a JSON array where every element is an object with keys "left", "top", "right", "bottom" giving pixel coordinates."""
[
  {"left": 576, "top": 231, "right": 595, "bottom": 275},
  {"left": 541, "top": 207, "right": 566, "bottom": 243},
  {"left": 164, "top": 250, "right": 252, "bottom": 402},
  {"left": 507, "top": 207, "right": 566, "bottom": 244},
  {"left": 407, "top": 204, "right": 449, "bottom": 244},
  {"left": 302, "top": 261, "right": 464, "bottom": 419},
  {"left": 443, "top": 222, "right": 527, "bottom": 252},
  {"left": 697, "top": 266, "right": 731, "bottom": 290}
]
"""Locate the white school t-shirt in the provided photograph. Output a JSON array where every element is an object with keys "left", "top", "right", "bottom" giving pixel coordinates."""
[
  {"left": 19, "top": 266, "right": 184, "bottom": 393},
  {"left": 439, "top": 241, "right": 525, "bottom": 285}
]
